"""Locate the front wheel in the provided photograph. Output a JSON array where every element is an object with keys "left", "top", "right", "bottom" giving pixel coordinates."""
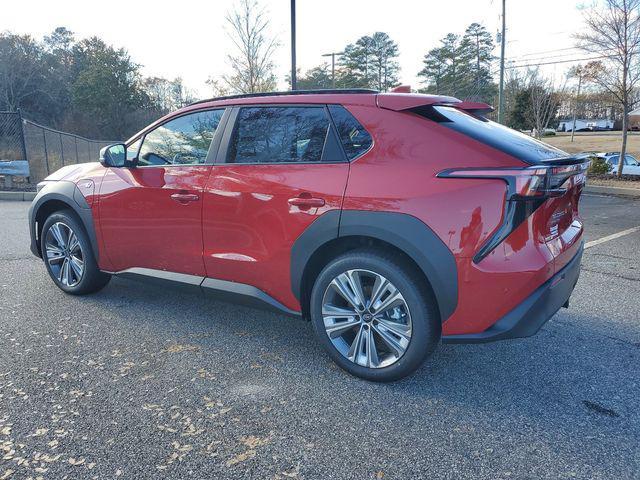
[
  {"left": 309, "top": 249, "right": 440, "bottom": 382},
  {"left": 40, "top": 210, "right": 111, "bottom": 295}
]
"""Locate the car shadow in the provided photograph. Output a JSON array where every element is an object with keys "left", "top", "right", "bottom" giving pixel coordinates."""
[{"left": 86, "top": 276, "right": 638, "bottom": 421}]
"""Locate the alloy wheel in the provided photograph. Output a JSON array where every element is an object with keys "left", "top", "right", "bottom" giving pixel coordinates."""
[
  {"left": 321, "top": 269, "right": 412, "bottom": 369},
  {"left": 44, "top": 222, "right": 84, "bottom": 287}
]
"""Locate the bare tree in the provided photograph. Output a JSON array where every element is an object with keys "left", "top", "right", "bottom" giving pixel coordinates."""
[
  {"left": 222, "top": 0, "right": 279, "bottom": 94},
  {"left": 528, "top": 70, "right": 564, "bottom": 138},
  {"left": 143, "top": 77, "right": 195, "bottom": 112},
  {"left": 205, "top": 77, "right": 231, "bottom": 98},
  {"left": 575, "top": 0, "right": 640, "bottom": 177},
  {"left": 567, "top": 65, "right": 585, "bottom": 142}
]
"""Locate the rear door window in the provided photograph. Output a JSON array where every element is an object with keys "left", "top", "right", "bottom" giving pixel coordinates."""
[
  {"left": 431, "top": 105, "right": 567, "bottom": 164},
  {"left": 227, "top": 106, "right": 332, "bottom": 164}
]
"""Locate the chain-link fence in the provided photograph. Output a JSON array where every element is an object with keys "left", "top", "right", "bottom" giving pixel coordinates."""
[
  {"left": 0, "top": 111, "right": 26, "bottom": 161},
  {"left": 0, "top": 111, "right": 120, "bottom": 185}
]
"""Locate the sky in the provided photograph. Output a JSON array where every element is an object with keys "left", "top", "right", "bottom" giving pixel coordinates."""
[{"left": 1, "top": 0, "right": 588, "bottom": 98}]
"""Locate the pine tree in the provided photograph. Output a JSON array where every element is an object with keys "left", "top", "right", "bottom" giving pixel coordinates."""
[
  {"left": 418, "top": 33, "right": 467, "bottom": 98},
  {"left": 418, "top": 24, "right": 496, "bottom": 102},
  {"left": 340, "top": 32, "right": 400, "bottom": 91},
  {"left": 459, "top": 23, "right": 496, "bottom": 101}
]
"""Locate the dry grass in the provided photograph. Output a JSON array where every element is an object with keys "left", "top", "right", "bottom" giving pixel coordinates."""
[{"left": 544, "top": 132, "right": 640, "bottom": 157}]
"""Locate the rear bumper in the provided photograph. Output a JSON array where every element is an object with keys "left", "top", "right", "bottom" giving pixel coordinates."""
[{"left": 442, "top": 242, "right": 583, "bottom": 344}]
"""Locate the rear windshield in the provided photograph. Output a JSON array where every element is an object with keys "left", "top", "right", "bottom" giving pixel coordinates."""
[{"left": 430, "top": 106, "right": 567, "bottom": 164}]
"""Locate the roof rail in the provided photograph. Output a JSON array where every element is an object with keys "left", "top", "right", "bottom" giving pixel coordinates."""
[{"left": 188, "top": 88, "right": 379, "bottom": 106}]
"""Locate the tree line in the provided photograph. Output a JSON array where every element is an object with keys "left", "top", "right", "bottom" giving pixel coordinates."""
[
  {"left": 0, "top": 27, "right": 195, "bottom": 139},
  {"left": 0, "top": 2, "right": 541, "bottom": 141},
  {"left": 285, "top": 22, "right": 496, "bottom": 101}
]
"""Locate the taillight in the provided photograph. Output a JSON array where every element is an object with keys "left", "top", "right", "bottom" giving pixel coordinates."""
[
  {"left": 437, "top": 163, "right": 587, "bottom": 199},
  {"left": 437, "top": 161, "right": 588, "bottom": 263}
]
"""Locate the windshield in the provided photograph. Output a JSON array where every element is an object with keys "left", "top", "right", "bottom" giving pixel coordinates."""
[{"left": 432, "top": 106, "right": 568, "bottom": 164}]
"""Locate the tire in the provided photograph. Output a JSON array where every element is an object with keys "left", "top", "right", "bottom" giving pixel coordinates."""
[
  {"left": 310, "top": 248, "right": 440, "bottom": 382},
  {"left": 40, "top": 209, "right": 111, "bottom": 295}
]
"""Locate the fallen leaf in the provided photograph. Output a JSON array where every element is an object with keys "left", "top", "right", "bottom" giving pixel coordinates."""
[
  {"left": 171, "top": 442, "right": 193, "bottom": 453},
  {"left": 240, "top": 435, "right": 271, "bottom": 449},
  {"left": 226, "top": 450, "right": 256, "bottom": 467},
  {"left": 163, "top": 344, "right": 199, "bottom": 353}
]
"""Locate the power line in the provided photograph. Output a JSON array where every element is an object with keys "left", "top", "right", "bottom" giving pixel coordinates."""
[
  {"left": 507, "top": 46, "right": 582, "bottom": 60},
  {"left": 507, "top": 48, "right": 617, "bottom": 64},
  {"left": 506, "top": 54, "right": 615, "bottom": 69},
  {"left": 507, "top": 50, "right": 592, "bottom": 64}
]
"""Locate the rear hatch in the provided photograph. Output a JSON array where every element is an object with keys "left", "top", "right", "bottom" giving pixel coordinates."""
[{"left": 378, "top": 93, "right": 587, "bottom": 272}]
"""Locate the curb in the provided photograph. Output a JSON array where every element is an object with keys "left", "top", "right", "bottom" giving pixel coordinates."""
[
  {"left": 0, "top": 191, "right": 36, "bottom": 201},
  {"left": 585, "top": 184, "right": 640, "bottom": 198}
]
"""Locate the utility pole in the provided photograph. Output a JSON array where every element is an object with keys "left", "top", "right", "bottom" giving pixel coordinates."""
[
  {"left": 290, "top": 0, "right": 297, "bottom": 90},
  {"left": 322, "top": 52, "right": 344, "bottom": 88},
  {"left": 571, "top": 68, "right": 583, "bottom": 142},
  {"left": 498, "top": 0, "right": 506, "bottom": 123}
]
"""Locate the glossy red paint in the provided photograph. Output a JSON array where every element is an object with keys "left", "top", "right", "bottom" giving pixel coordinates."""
[
  {"left": 42, "top": 162, "right": 105, "bottom": 207},
  {"left": 339, "top": 104, "right": 583, "bottom": 335},
  {"left": 98, "top": 165, "right": 211, "bottom": 275},
  {"left": 39, "top": 162, "right": 106, "bottom": 243},
  {"left": 202, "top": 163, "right": 348, "bottom": 310},
  {"left": 39, "top": 91, "right": 583, "bottom": 338}
]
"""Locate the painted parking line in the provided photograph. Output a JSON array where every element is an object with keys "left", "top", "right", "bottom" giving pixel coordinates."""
[{"left": 585, "top": 226, "right": 640, "bottom": 249}]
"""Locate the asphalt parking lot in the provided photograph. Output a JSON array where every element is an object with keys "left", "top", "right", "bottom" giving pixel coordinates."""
[{"left": 1, "top": 194, "right": 639, "bottom": 479}]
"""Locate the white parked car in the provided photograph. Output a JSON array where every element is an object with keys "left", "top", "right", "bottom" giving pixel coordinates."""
[{"left": 597, "top": 152, "right": 640, "bottom": 175}]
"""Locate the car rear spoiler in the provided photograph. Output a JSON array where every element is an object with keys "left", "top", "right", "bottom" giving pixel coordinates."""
[
  {"left": 539, "top": 155, "right": 592, "bottom": 167},
  {"left": 376, "top": 93, "right": 494, "bottom": 116}
]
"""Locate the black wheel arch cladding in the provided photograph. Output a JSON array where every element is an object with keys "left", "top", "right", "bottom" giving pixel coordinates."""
[
  {"left": 28, "top": 181, "right": 100, "bottom": 262},
  {"left": 291, "top": 210, "right": 458, "bottom": 322}
]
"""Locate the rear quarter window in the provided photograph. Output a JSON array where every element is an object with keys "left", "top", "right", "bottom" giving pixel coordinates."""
[{"left": 328, "top": 105, "right": 373, "bottom": 160}]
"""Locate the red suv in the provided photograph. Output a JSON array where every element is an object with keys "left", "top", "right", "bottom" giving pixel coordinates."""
[{"left": 28, "top": 89, "right": 586, "bottom": 381}]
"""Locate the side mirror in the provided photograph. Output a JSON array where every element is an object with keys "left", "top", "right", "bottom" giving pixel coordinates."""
[{"left": 100, "top": 143, "right": 126, "bottom": 167}]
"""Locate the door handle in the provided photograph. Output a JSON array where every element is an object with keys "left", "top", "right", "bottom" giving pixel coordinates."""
[
  {"left": 171, "top": 192, "right": 200, "bottom": 204},
  {"left": 288, "top": 194, "right": 325, "bottom": 209}
]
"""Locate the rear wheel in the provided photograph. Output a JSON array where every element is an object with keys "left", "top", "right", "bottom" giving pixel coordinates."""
[
  {"left": 41, "top": 210, "right": 111, "bottom": 295},
  {"left": 310, "top": 249, "right": 440, "bottom": 382}
]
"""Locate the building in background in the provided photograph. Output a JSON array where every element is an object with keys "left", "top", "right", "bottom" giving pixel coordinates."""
[
  {"left": 628, "top": 107, "right": 640, "bottom": 130},
  {"left": 557, "top": 118, "right": 615, "bottom": 132}
]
